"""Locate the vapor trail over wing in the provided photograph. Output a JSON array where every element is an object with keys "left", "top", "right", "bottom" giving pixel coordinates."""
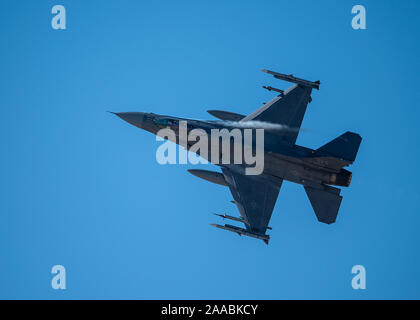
[{"left": 242, "top": 84, "right": 313, "bottom": 145}]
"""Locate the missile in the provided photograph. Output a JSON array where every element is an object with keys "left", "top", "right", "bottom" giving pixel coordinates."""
[
  {"left": 262, "top": 86, "right": 284, "bottom": 94},
  {"left": 210, "top": 223, "right": 270, "bottom": 244},
  {"left": 261, "top": 69, "right": 320, "bottom": 90},
  {"left": 213, "top": 213, "right": 272, "bottom": 230},
  {"left": 213, "top": 213, "right": 247, "bottom": 224}
]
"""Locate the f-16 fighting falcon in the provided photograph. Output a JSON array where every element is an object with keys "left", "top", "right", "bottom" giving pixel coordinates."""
[{"left": 111, "top": 69, "right": 362, "bottom": 244}]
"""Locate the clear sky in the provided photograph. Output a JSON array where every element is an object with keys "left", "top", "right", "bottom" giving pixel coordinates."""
[{"left": 1, "top": 0, "right": 419, "bottom": 299}]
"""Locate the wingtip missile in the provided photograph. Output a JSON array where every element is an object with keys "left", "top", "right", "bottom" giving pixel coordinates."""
[
  {"left": 210, "top": 223, "right": 270, "bottom": 243},
  {"left": 261, "top": 69, "right": 320, "bottom": 90}
]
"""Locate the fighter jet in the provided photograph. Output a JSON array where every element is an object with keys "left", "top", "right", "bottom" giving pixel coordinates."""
[{"left": 111, "top": 69, "right": 362, "bottom": 244}]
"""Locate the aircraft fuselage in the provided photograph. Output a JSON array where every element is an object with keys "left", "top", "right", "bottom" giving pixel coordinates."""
[{"left": 113, "top": 111, "right": 352, "bottom": 188}]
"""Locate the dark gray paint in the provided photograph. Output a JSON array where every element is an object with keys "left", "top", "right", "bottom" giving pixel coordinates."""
[{"left": 111, "top": 70, "right": 362, "bottom": 244}]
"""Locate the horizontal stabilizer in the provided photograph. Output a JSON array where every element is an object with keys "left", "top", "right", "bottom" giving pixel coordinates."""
[
  {"left": 304, "top": 186, "right": 343, "bottom": 224},
  {"left": 207, "top": 110, "right": 246, "bottom": 121},
  {"left": 316, "top": 131, "right": 362, "bottom": 162},
  {"left": 188, "top": 169, "right": 227, "bottom": 186}
]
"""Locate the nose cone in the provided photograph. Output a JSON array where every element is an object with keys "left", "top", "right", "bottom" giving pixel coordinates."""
[{"left": 110, "top": 112, "right": 145, "bottom": 129}]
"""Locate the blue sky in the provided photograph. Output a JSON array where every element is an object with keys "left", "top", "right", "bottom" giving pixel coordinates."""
[{"left": 1, "top": 0, "right": 419, "bottom": 299}]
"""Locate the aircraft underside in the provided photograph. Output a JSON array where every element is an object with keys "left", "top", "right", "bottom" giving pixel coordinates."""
[{"left": 113, "top": 69, "right": 362, "bottom": 244}]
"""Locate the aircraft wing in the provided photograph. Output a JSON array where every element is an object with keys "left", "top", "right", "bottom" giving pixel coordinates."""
[
  {"left": 220, "top": 168, "right": 282, "bottom": 236},
  {"left": 242, "top": 69, "right": 320, "bottom": 145},
  {"left": 242, "top": 84, "right": 313, "bottom": 145}
]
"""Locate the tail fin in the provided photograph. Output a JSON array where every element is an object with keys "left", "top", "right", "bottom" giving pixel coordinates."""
[{"left": 316, "top": 131, "right": 362, "bottom": 162}]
